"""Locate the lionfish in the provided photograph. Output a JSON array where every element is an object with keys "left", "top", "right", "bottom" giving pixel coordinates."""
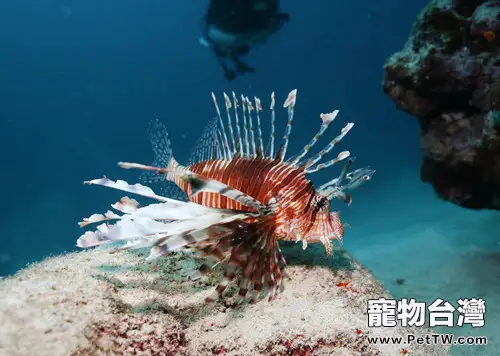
[{"left": 77, "top": 89, "right": 375, "bottom": 303}]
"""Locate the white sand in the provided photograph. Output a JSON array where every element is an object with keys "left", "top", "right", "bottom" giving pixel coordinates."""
[{"left": 0, "top": 247, "right": 450, "bottom": 355}]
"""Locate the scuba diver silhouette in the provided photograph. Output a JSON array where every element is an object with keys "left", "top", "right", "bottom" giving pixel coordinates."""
[{"left": 200, "top": 0, "right": 289, "bottom": 80}]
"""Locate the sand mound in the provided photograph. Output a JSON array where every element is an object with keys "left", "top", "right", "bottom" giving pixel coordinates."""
[{"left": 0, "top": 247, "right": 450, "bottom": 355}]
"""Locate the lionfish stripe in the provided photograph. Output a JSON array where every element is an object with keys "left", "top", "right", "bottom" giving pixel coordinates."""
[
  {"left": 116, "top": 162, "right": 267, "bottom": 214},
  {"left": 179, "top": 171, "right": 268, "bottom": 214}
]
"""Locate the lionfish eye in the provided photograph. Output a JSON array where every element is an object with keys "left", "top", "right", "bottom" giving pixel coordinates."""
[{"left": 315, "top": 198, "right": 327, "bottom": 209}]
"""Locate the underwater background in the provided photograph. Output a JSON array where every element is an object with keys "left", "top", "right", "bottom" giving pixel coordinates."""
[{"left": 1, "top": 0, "right": 499, "bottom": 355}]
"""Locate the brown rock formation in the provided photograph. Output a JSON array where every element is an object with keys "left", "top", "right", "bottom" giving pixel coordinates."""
[{"left": 383, "top": 0, "right": 500, "bottom": 209}]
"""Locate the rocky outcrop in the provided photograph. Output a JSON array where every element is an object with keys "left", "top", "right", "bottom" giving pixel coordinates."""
[{"left": 383, "top": 0, "right": 500, "bottom": 209}]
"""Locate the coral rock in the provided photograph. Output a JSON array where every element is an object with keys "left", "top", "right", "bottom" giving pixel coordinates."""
[{"left": 383, "top": 0, "right": 500, "bottom": 209}]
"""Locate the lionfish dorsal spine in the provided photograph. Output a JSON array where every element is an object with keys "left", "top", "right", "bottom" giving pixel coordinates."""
[
  {"left": 287, "top": 110, "right": 338, "bottom": 166},
  {"left": 222, "top": 92, "right": 238, "bottom": 155},
  {"left": 211, "top": 92, "right": 233, "bottom": 160},
  {"left": 305, "top": 150, "right": 351, "bottom": 173},
  {"left": 210, "top": 89, "right": 356, "bottom": 175},
  {"left": 266, "top": 91, "right": 276, "bottom": 160},
  {"left": 240, "top": 94, "right": 251, "bottom": 158},
  {"left": 254, "top": 97, "right": 265, "bottom": 155},
  {"left": 303, "top": 122, "right": 355, "bottom": 172},
  {"left": 277, "top": 89, "right": 297, "bottom": 161},
  {"left": 245, "top": 96, "right": 257, "bottom": 158},
  {"left": 231, "top": 92, "right": 244, "bottom": 157}
]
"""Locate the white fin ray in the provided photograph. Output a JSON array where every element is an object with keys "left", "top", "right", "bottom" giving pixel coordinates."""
[
  {"left": 277, "top": 89, "right": 298, "bottom": 161},
  {"left": 78, "top": 210, "right": 121, "bottom": 228},
  {"left": 245, "top": 96, "right": 257, "bottom": 158},
  {"left": 254, "top": 97, "right": 265, "bottom": 155},
  {"left": 111, "top": 196, "right": 140, "bottom": 213},
  {"left": 232, "top": 92, "right": 244, "bottom": 156},
  {"left": 77, "top": 209, "right": 251, "bottom": 248},
  {"left": 84, "top": 177, "right": 174, "bottom": 202},
  {"left": 241, "top": 94, "right": 250, "bottom": 157},
  {"left": 223, "top": 92, "right": 238, "bottom": 154},
  {"left": 266, "top": 91, "right": 276, "bottom": 159},
  {"left": 211, "top": 92, "right": 233, "bottom": 160}
]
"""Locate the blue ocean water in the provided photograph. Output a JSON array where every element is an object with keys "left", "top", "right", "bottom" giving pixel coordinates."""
[{"left": 0, "top": 1, "right": 498, "bottom": 355}]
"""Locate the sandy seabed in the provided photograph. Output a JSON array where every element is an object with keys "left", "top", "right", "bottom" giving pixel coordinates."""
[{"left": 0, "top": 246, "right": 450, "bottom": 356}]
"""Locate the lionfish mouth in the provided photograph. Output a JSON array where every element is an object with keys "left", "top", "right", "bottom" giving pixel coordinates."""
[{"left": 77, "top": 89, "right": 374, "bottom": 304}]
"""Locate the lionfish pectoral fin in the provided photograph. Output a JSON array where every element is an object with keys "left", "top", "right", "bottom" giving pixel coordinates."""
[
  {"left": 84, "top": 176, "right": 173, "bottom": 202},
  {"left": 321, "top": 238, "right": 333, "bottom": 257},
  {"left": 204, "top": 223, "right": 285, "bottom": 304},
  {"left": 188, "top": 261, "right": 217, "bottom": 281},
  {"left": 79, "top": 198, "right": 252, "bottom": 254}
]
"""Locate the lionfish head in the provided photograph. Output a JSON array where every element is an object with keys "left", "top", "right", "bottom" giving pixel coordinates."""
[{"left": 294, "top": 194, "right": 344, "bottom": 257}]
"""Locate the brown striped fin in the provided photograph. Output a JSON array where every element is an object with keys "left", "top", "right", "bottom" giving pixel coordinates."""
[{"left": 203, "top": 218, "right": 286, "bottom": 304}]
